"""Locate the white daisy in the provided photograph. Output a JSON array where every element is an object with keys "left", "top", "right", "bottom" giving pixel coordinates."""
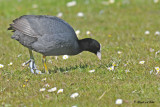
[
  {"left": 66, "top": 1, "right": 77, "bottom": 7},
  {"left": 112, "top": 62, "right": 118, "bottom": 67},
  {"left": 36, "top": 70, "right": 42, "bottom": 74},
  {"left": 22, "top": 62, "right": 26, "bottom": 67},
  {"left": 75, "top": 30, "right": 80, "bottom": 35},
  {"left": 41, "top": 78, "right": 46, "bottom": 81},
  {"left": 107, "top": 66, "right": 114, "bottom": 71},
  {"left": 117, "top": 51, "right": 122, "bottom": 54},
  {"left": 150, "top": 70, "right": 153, "bottom": 74},
  {"left": 44, "top": 83, "right": 50, "bottom": 87},
  {"left": 155, "top": 67, "right": 160, "bottom": 73},
  {"left": 48, "top": 87, "right": 57, "bottom": 92},
  {"left": 145, "top": 31, "right": 150, "bottom": 35},
  {"left": 8, "top": 62, "right": 13, "bottom": 66},
  {"left": 115, "top": 99, "right": 123, "bottom": 105},
  {"left": 63, "top": 55, "right": 69, "bottom": 59},
  {"left": 155, "top": 31, "right": 160, "bottom": 35},
  {"left": 139, "top": 61, "right": 145, "bottom": 64},
  {"left": 72, "top": 105, "right": 77, "bottom": 107},
  {"left": 0, "top": 64, "right": 4, "bottom": 68},
  {"left": 86, "top": 31, "right": 91, "bottom": 35},
  {"left": 39, "top": 88, "right": 46, "bottom": 92},
  {"left": 156, "top": 50, "right": 160, "bottom": 55},
  {"left": 57, "top": 12, "right": 63, "bottom": 18},
  {"left": 57, "top": 89, "right": 63, "bottom": 93},
  {"left": 70, "top": 93, "right": 79, "bottom": 98},
  {"left": 77, "top": 12, "right": 84, "bottom": 17},
  {"left": 89, "top": 69, "right": 95, "bottom": 73}
]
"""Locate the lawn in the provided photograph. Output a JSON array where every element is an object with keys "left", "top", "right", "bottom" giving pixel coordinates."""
[{"left": 1, "top": 0, "right": 160, "bottom": 106}]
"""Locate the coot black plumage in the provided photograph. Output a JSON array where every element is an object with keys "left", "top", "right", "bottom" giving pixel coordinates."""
[{"left": 8, "top": 15, "right": 101, "bottom": 74}]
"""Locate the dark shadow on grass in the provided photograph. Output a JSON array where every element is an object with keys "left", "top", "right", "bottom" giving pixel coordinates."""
[{"left": 48, "top": 64, "right": 89, "bottom": 73}]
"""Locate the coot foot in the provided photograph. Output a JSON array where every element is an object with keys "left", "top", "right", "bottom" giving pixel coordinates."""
[{"left": 28, "top": 49, "right": 42, "bottom": 74}]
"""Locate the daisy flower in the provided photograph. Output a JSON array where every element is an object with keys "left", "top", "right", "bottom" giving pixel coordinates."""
[
  {"left": 0, "top": 64, "right": 4, "bottom": 68},
  {"left": 8, "top": 62, "right": 13, "bottom": 66},
  {"left": 112, "top": 62, "right": 118, "bottom": 67},
  {"left": 63, "top": 55, "right": 69, "bottom": 59},
  {"left": 57, "top": 89, "right": 63, "bottom": 93},
  {"left": 48, "top": 87, "right": 57, "bottom": 92},
  {"left": 72, "top": 105, "right": 77, "bottom": 107},
  {"left": 41, "top": 78, "right": 46, "bottom": 81},
  {"left": 39, "top": 88, "right": 46, "bottom": 92},
  {"left": 36, "top": 70, "right": 42, "bottom": 74},
  {"left": 89, "top": 69, "right": 95, "bottom": 73},
  {"left": 25, "top": 79, "right": 29, "bottom": 82},
  {"left": 155, "top": 31, "right": 160, "bottom": 35},
  {"left": 57, "top": 12, "right": 63, "bottom": 18},
  {"left": 77, "top": 12, "right": 84, "bottom": 17},
  {"left": 66, "top": 1, "right": 77, "bottom": 7},
  {"left": 145, "top": 31, "right": 150, "bottom": 35},
  {"left": 155, "top": 67, "right": 160, "bottom": 73},
  {"left": 22, "top": 62, "right": 26, "bottom": 67},
  {"left": 139, "top": 61, "right": 145, "bottom": 64},
  {"left": 150, "top": 70, "right": 153, "bottom": 74},
  {"left": 115, "top": 99, "right": 123, "bottom": 105},
  {"left": 75, "top": 30, "right": 80, "bottom": 35},
  {"left": 156, "top": 50, "right": 160, "bottom": 55},
  {"left": 44, "top": 83, "right": 50, "bottom": 87},
  {"left": 107, "top": 66, "right": 114, "bottom": 71},
  {"left": 70, "top": 93, "right": 79, "bottom": 99},
  {"left": 86, "top": 31, "right": 91, "bottom": 35},
  {"left": 117, "top": 51, "right": 122, "bottom": 54}
]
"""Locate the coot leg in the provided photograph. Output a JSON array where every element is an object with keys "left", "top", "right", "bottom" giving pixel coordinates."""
[
  {"left": 28, "top": 49, "right": 42, "bottom": 74},
  {"left": 42, "top": 56, "right": 49, "bottom": 74}
]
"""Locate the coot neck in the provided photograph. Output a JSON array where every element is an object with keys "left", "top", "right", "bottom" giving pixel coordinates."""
[{"left": 78, "top": 38, "right": 91, "bottom": 52}]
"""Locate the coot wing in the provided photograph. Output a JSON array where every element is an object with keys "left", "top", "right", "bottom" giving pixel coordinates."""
[
  {"left": 8, "top": 15, "right": 78, "bottom": 40},
  {"left": 8, "top": 16, "right": 40, "bottom": 38}
]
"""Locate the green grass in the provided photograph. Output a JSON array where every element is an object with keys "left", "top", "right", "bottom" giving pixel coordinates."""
[{"left": 1, "top": 0, "right": 160, "bottom": 106}]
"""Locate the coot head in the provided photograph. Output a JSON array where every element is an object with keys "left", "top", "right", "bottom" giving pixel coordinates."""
[{"left": 78, "top": 38, "right": 101, "bottom": 60}]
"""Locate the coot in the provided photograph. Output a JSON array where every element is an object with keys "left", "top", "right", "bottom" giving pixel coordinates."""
[{"left": 8, "top": 15, "right": 101, "bottom": 74}]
